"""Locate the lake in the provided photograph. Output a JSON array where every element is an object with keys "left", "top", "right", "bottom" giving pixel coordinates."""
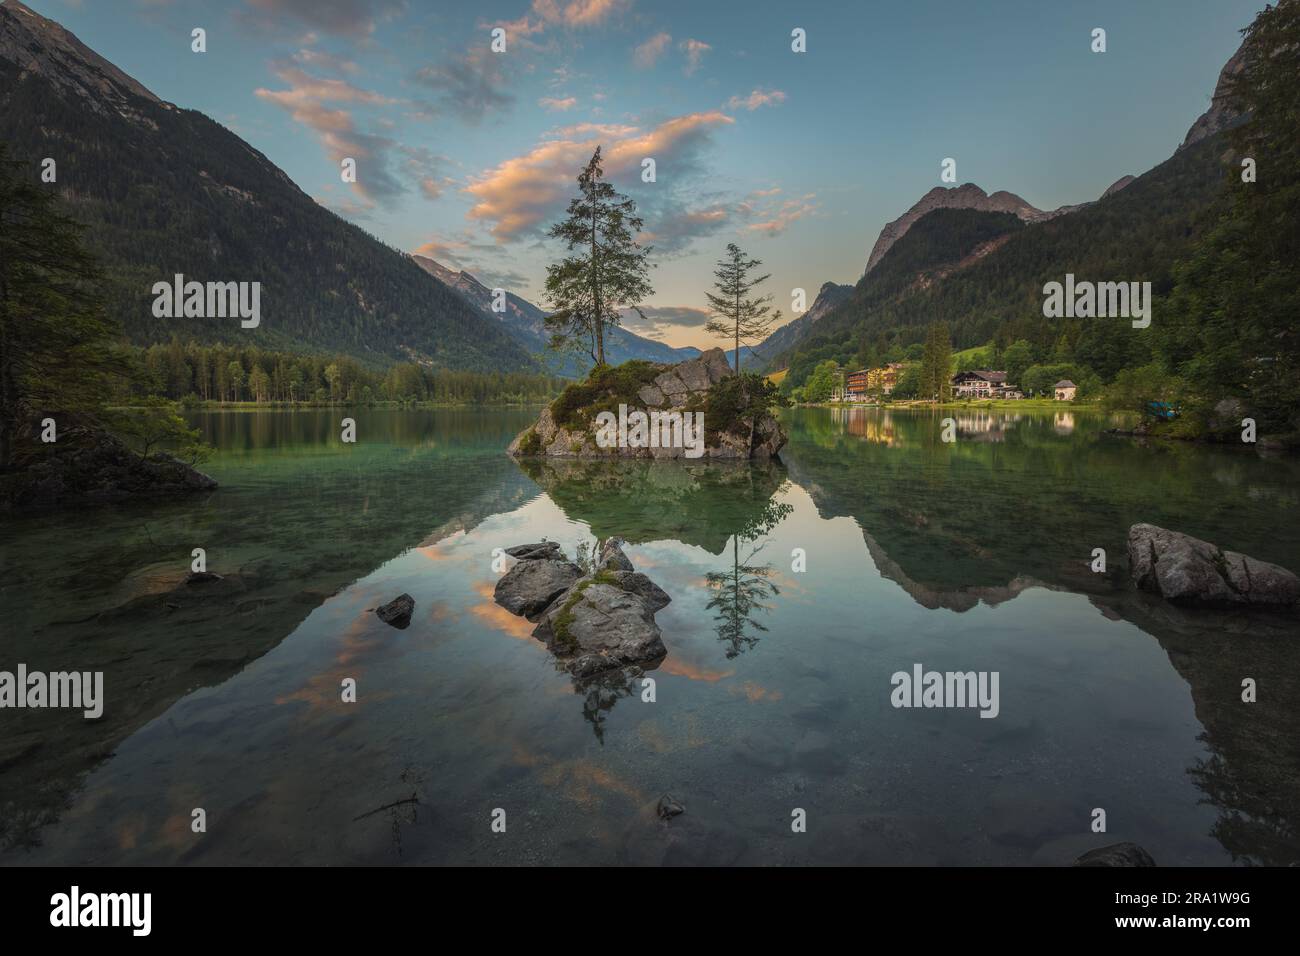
[{"left": 2, "top": 406, "right": 1298, "bottom": 865}]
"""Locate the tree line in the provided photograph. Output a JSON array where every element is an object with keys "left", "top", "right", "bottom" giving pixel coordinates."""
[
  {"left": 0, "top": 142, "right": 566, "bottom": 473},
  {"left": 134, "top": 339, "right": 566, "bottom": 406}
]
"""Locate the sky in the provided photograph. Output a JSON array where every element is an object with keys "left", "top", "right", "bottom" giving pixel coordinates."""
[{"left": 32, "top": 0, "right": 1263, "bottom": 348}]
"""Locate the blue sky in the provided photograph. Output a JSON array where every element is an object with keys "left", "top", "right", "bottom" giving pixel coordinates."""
[{"left": 34, "top": 0, "right": 1261, "bottom": 347}]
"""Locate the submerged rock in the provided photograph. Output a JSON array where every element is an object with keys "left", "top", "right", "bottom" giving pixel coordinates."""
[
  {"left": 493, "top": 556, "right": 582, "bottom": 620},
  {"left": 504, "top": 542, "right": 563, "bottom": 561},
  {"left": 493, "top": 540, "right": 672, "bottom": 679},
  {"left": 656, "top": 794, "right": 685, "bottom": 819},
  {"left": 534, "top": 580, "right": 668, "bottom": 679},
  {"left": 1074, "top": 842, "right": 1157, "bottom": 867},
  {"left": 1128, "top": 523, "right": 1300, "bottom": 607},
  {"left": 375, "top": 593, "right": 415, "bottom": 628},
  {"left": 185, "top": 571, "right": 224, "bottom": 585}
]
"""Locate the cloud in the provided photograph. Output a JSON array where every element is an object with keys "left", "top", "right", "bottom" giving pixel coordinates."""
[
  {"left": 413, "top": 237, "right": 470, "bottom": 270},
  {"left": 464, "top": 110, "right": 734, "bottom": 243},
  {"left": 255, "top": 66, "right": 404, "bottom": 203},
  {"left": 398, "top": 145, "right": 453, "bottom": 200},
  {"left": 253, "top": 66, "right": 452, "bottom": 208},
  {"left": 292, "top": 47, "right": 359, "bottom": 74},
  {"left": 639, "top": 203, "right": 730, "bottom": 252},
  {"left": 725, "top": 88, "right": 786, "bottom": 111},
  {"left": 548, "top": 121, "right": 638, "bottom": 138},
  {"left": 538, "top": 96, "right": 578, "bottom": 111},
  {"left": 413, "top": 49, "right": 514, "bottom": 123},
  {"left": 255, "top": 66, "right": 394, "bottom": 109},
  {"left": 633, "top": 31, "right": 671, "bottom": 69},
  {"left": 243, "top": 0, "right": 407, "bottom": 37},
  {"left": 497, "top": 0, "right": 631, "bottom": 37},
  {"left": 679, "top": 38, "right": 710, "bottom": 76},
  {"left": 745, "top": 193, "right": 819, "bottom": 236},
  {"left": 621, "top": 305, "right": 711, "bottom": 339}
]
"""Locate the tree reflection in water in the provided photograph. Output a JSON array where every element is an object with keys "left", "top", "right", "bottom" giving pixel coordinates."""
[{"left": 705, "top": 498, "right": 793, "bottom": 658}]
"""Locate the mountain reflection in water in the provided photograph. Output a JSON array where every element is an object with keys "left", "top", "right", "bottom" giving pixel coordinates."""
[{"left": 1, "top": 407, "right": 1296, "bottom": 866}]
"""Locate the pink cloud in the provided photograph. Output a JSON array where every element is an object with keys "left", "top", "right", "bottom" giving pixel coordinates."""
[
  {"left": 464, "top": 111, "right": 734, "bottom": 242},
  {"left": 746, "top": 194, "right": 818, "bottom": 236},
  {"left": 413, "top": 237, "right": 469, "bottom": 268},
  {"left": 254, "top": 67, "right": 401, "bottom": 201},
  {"left": 496, "top": 0, "right": 630, "bottom": 37},
  {"left": 633, "top": 31, "right": 671, "bottom": 69},
  {"left": 679, "top": 38, "right": 710, "bottom": 76},
  {"left": 725, "top": 88, "right": 787, "bottom": 111},
  {"left": 538, "top": 96, "right": 578, "bottom": 111}
]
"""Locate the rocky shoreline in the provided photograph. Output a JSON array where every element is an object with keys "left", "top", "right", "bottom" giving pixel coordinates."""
[
  {"left": 0, "top": 427, "right": 217, "bottom": 513},
  {"left": 507, "top": 348, "right": 787, "bottom": 461}
]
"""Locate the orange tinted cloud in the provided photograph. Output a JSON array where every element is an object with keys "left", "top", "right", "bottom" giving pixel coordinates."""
[
  {"left": 465, "top": 111, "right": 733, "bottom": 241},
  {"left": 539, "top": 95, "right": 578, "bottom": 111},
  {"left": 254, "top": 67, "right": 400, "bottom": 202},
  {"left": 747, "top": 194, "right": 819, "bottom": 236},
  {"left": 680, "top": 38, "right": 711, "bottom": 75},
  {"left": 725, "top": 88, "right": 787, "bottom": 111},
  {"left": 499, "top": 0, "right": 631, "bottom": 36}
]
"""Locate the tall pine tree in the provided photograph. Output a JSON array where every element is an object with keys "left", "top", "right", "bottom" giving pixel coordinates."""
[
  {"left": 919, "top": 322, "right": 953, "bottom": 402},
  {"left": 0, "top": 145, "right": 129, "bottom": 470},
  {"left": 544, "top": 148, "right": 653, "bottom": 367}
]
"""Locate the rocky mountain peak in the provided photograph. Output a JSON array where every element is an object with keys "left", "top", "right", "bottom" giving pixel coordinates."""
[
  {"left": 1102, "top": 174, "right": 1136, "bottom": 198},
  {"left": 806, "top": 282, "right": 853, "bottom": 322},
  {"left": 411, "top": 254, "right": 461, "bottom": 288},
  {"left": 863, "top": 183, "right": 1044, "bottom": 276},
  {"left": 0, "top": 0, "right": 163, "bottom": 112},
  {"left": 1179, "top": 41, "right": 1249, "bottom": 151}
]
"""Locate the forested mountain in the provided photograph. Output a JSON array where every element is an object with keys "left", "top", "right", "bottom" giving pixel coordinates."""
[
  {"left": 0, "top": 0, "right": 535, "bottom": 373},
  {"left": 864, "top": 184, "right": 1046, "bottom": 276},
  {"left": 772, "top": 33, "right": 1259, "bottom": 395},
  {"left": 754, "top": 281, "right": 852, "bottom": 365},
  {"left": 776, "top": 128, "right": 1230, "bottom": 389},
  {"left": 753, "top": 174, "right": 1128, "bottom": 373}
]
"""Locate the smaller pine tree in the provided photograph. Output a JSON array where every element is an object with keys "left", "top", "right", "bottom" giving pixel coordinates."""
[{"left": 704, "top": 243, "right": 781, "bottom": 372}]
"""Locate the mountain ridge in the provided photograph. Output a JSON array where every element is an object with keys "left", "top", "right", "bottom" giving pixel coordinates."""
[{"left": 0, "top": 0, "right": 537, "bottom": 373}]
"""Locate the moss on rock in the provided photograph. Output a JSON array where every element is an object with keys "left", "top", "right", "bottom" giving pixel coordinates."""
[{"left": 549, "top": 360, "right": 666, "bottom": 433}]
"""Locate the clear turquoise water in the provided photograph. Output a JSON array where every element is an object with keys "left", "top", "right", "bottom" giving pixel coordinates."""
[{"left": 2, "top": 406, "right": 1298, "bottom": 865}]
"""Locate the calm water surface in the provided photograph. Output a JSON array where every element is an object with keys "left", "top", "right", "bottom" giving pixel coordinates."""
[{"left": 2, "top": 406, "right": 1298, "bottom": 865}]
